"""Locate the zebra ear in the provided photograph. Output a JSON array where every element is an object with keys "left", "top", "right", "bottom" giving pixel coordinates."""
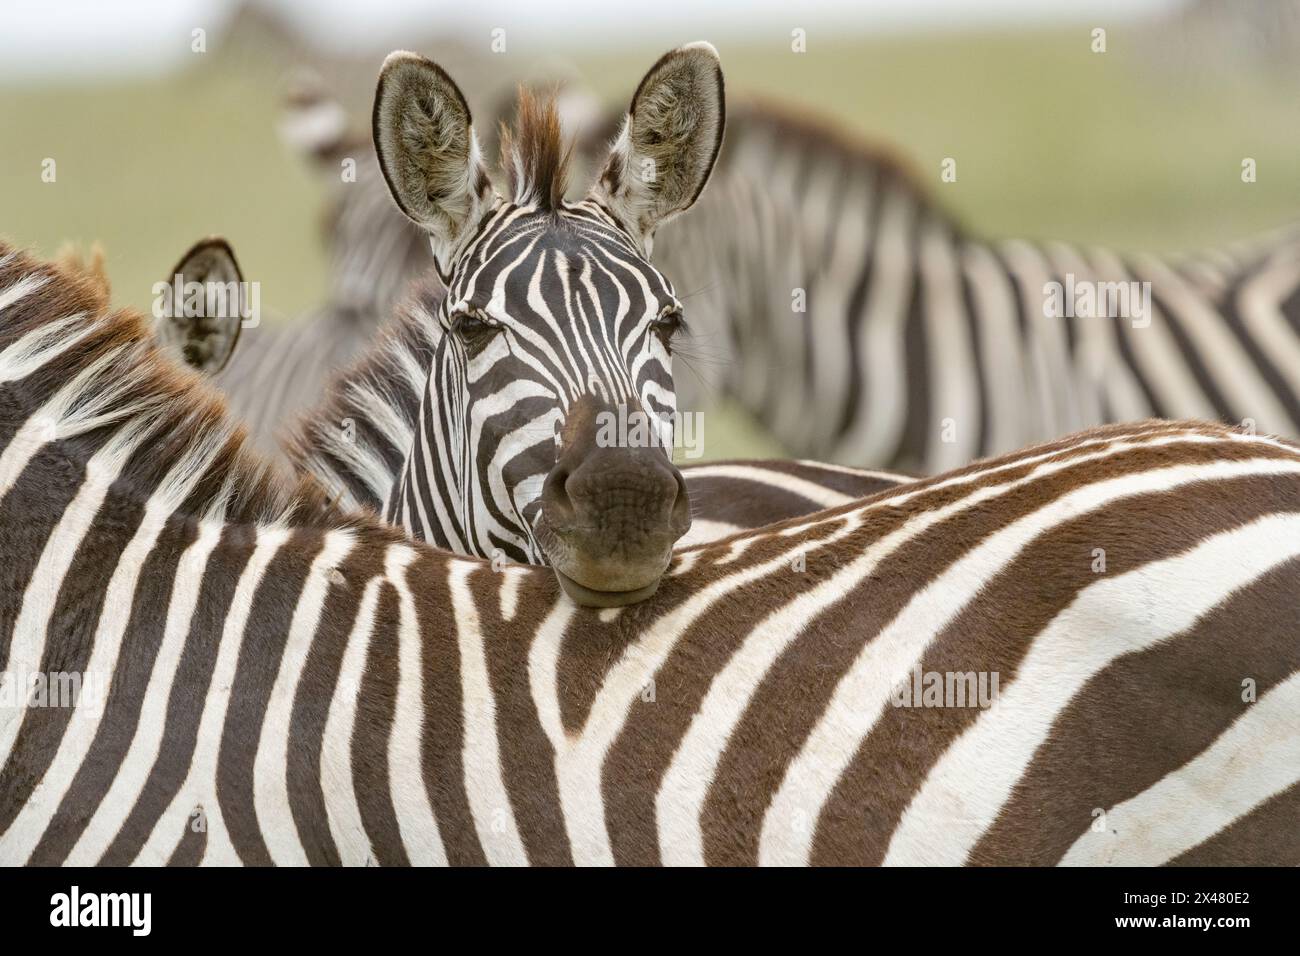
[
  {"left": 154, "top": 238, "right": 243, "bottom": 375},
  {"left": 373, "top": 51, "right": 496, "bottom": 278},
  {"left": 590, "top": 42, "right": 725, "bottom": 253},
  {"left": 278, "top": 68, "right": 355, "bottom": 169}
]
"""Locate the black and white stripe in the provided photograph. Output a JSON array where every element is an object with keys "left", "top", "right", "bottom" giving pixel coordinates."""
[
  {"left": 289, "top": 282, "right": 912, "bottom": 547},
  {"left": 657, "top": 102, "right": 1300, "bottom": 472},
  {"left": 213, "top": 141, "right": 430, "bottom": 460},
  {"left": 379, "top": 199, "right": 684, "bottom": 563}
]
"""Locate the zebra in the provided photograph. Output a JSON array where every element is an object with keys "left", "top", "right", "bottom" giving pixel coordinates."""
[
  {"left": 278, "top": 49, "right": 913, "bottom": 569},
  {"left": 209, "top": 136, "right": 425, "bottom": 460},
  {"left": 354, "top": 43, "right": 738, "bottom": 606},
  {"left": 211, "top": 63, "right": 608, "bottom": 459},
  {"left": 653, "top": 102, "right": 1300, "bottom": 473},
  {"left": 4, "top": 240, "right": 1300, "bottom": 866},
  {"left": 150, "top": 231, "right": 910, "bottom": 546},
  {"left": 142, "top": 132, "right": 909, "bottom": 554}
]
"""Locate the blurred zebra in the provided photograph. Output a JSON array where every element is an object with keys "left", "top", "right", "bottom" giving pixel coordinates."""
[
  {"left": 5, "top": 239, "right": 1300, "bottom": 866},
  {"left": 209, "top": 78, "right": 427, "bottom": 459},
  {"left": 1145, "top": 0, "right": 1300, "bottom": 79},
  {"left": 656, "top": 103, "right": 1300, "bottom": 472}
]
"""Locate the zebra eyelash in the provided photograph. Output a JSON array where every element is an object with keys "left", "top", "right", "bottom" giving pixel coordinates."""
[
  {"left": 448, "top": 307, "right": 503, "bottom": 341},
  {"left": 651, "top": 306, "right": 687, "bottom": 349}
]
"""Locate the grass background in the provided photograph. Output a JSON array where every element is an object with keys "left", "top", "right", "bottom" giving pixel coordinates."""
[{"left": 2, "top": 17, "right": 1298, "bottom": 460}]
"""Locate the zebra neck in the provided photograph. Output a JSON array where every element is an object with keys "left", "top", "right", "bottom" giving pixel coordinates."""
[
  {"left": 384, "top": 348, "right": 543, "bottom": 566},
  {"left": 385, "top": 373, "right": 468, "bottom": 554}
]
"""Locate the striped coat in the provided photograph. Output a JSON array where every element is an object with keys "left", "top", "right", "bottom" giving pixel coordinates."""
[
  {"left": 2, "top": 243, "right": 1298, "bottom": 865},
  {"left": 658, "top": 103, "right": 1300, "bottom": 472}
]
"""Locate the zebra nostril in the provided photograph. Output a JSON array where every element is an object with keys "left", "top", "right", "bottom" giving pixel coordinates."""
[
  {"left": 669, "top": 466, "right": 691, "bottom": 533},
  {"left": 542, "top": 464, "right": 576, "bottom": 526}
]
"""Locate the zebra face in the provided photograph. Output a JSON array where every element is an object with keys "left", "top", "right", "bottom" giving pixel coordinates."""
[
  {"left": 374, "top": 44, "right": 725, "bottom": 606},
  {"left": 436, "top": 207, "right": 692, "bottom": 602}
]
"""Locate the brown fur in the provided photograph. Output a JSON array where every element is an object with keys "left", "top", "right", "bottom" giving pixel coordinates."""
[
  {"left": 0, "top": 239, "right": 379, "bottom": 532},
  {"left": 53, "top": 242, "right": 111, "bottom": 307},
  {"left": 3, "top": 276, "right": 1297, "bottom": 867},
  {"left": 730, "top": 97, "right": 947, "bottom": 226}
]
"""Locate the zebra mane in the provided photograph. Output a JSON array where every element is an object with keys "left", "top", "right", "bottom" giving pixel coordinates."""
[
  {"left": 285, "top": 277, "right": 442, "bottom": 513},
  {"left": 499, "top": 87, "right": 574, "bottom": 212},
  {"left": 0, "top": 241, "right": 356, "bottom": 530},
  {"left": 734, "top": 97, "right": 953, "bottom": 227}
]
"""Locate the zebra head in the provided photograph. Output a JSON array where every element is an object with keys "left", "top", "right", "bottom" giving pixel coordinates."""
[{"left": 372, "top": 44, "right": 725, "bottom": 607}]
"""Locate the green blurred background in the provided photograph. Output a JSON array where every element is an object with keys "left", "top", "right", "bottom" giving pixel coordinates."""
[{"left": 2, "top": 0, "right": 1298, "bottom": 460}]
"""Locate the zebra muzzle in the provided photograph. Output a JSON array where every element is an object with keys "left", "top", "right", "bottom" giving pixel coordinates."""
[{"left": 536, "top": 397, "right": 691, "bottom": 607}]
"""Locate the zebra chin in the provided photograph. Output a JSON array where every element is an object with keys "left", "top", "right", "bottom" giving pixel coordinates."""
[
  {"left": 533, "top": 497, "right": 691, "bottom": 608},
  {"left": 537, "top": 530, "right": 683, "bottom": 608}
]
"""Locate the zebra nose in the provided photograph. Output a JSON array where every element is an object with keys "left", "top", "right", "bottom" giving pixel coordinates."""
[
  {"left": 542, "top": 445, "right": 690, "bottom": 538},
  {"left": 537, "top": 396, "right": 692, "bottom": 600}
]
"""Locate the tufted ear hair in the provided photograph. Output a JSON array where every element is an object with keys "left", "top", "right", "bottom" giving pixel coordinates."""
[
  {"left": 373, "top": 51, "right": 497, "bottom": 280},
  {"left": 588, "top": 42, "right": 725, "bottom": 255},
  {"left": 153, "top": 238, "right": 244, "bottom": 374}
]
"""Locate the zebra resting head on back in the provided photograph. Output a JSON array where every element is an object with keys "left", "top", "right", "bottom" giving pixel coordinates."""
[
  {"left": 4, "top": 239, "right": 1300, "bottom": 866},
  {"left": 367, "top": 44, "right": 725, "bottom": 606}
]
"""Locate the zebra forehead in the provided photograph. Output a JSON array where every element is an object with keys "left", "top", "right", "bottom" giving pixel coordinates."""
[
  {"left": 458, "top": 211, "right": 673, "bottom": 307},
  {"left": 469, "top": 204, "right": 642, "bottom": 264}
]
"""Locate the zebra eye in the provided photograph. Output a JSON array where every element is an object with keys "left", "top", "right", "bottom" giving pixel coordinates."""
[
  {"left": 450, "top": 309, "right": 502, "bottom": 342},
  {"left": 651, "top": 308, "right": 685, "bottom": 349}
]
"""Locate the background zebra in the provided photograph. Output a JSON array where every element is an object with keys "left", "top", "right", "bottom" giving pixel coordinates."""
[
  {"left": 655, "top": 104, "right": 1300, "bottom": 472},
  {"left": 152, "top": 238, "right": 246, "bottom": 375},
  {"left": 4, "top": 241, "right": 1299, "bottom": 866}
]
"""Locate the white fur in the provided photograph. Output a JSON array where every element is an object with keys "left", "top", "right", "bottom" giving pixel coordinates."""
[
  {"left": 320, "top": 574, "right": 384, "bottom": 865},
  {"left": 448, "top": 561, "right": 528, "bottom": 864},
  {"left": 65, "top": 521, "right": 226, "bottom": 865},
  {"left": 386, "top": 545, "right": 450, "bottom": 865},
  {"left": 1062, "top": 665, "right": 1300, "bottom": 865},
  {"left": 252, "top": 530, "right": 356, "bottom": 866},
  {"left": 886, "top": 511, "right": 1300, "bottom": 866},
  {"left": 134, "top": 526, "right": 293, "bottom": 865}
]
